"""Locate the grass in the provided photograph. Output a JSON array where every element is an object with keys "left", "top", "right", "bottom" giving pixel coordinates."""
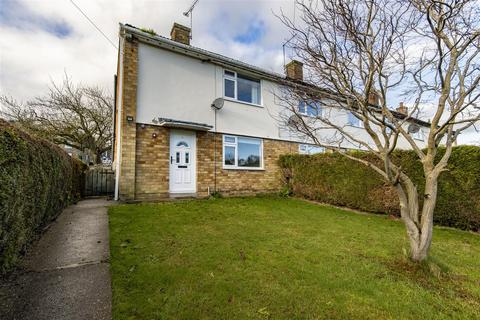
[{"left": 109, "top": 196, "right": 480, "bottom": 319}]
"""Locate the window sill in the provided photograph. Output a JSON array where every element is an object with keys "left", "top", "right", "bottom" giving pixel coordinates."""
[
  {"left": 348, "top": 124, "right": 363, "bottom": 128},
  {"left": 223, "top": 97, "right": 263, "bottom": 108},
  {"left": 299, "top": 113, "right": 321, "bottom": 118},
  {"left": 222, "top": 166, "right": 265, "bottom": 171}
]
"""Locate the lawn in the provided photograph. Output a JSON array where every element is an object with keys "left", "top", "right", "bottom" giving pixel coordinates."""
[{"left": 109, "top": 196, "right": 480, "bottom": 319}]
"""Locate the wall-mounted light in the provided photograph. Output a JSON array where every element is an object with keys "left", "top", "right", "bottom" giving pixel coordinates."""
[
  {"left": 152, "top": 132, "right": 158, "bottom": 139},
  {"left": 126, "top": 116, "right": 134, "bottom": 122},
  {"left": 140, "top": 124, "right": 146, "bottom": 129}
]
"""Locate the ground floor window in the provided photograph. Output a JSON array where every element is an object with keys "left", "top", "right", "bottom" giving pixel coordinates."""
[
  {"left": 299, "top": 144, "right": 325, "bottom": 155},
  {"left": 223, "top": 135, "right": 263, "bottom": 169}
]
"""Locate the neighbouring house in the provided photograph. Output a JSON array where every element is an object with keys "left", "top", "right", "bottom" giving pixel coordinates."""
[{"left": 113, "top": 22, "right": 431, "bottom": 201}]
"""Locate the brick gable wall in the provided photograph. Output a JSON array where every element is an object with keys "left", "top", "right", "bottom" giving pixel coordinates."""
[{"left": 118, "top": 37, "right": 139, "bottom": 200}]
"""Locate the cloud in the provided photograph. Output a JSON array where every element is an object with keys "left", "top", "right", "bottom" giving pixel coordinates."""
[
  {"left": 0, "top": 0, "right": 295, "bottom": 100},
  {"left": 0, "top": 0, "right": 72, "bottom": 38},
  {"left": 0, "top": 0, "right": 477, "bottom": 145}
]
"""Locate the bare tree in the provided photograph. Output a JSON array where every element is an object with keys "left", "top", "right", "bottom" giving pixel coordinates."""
[
  {"left": 278, "top": 0, "right": 480, "bottom": 262},
  {"left": 0, "top": 76, "right": 113, "bottom": 164}
]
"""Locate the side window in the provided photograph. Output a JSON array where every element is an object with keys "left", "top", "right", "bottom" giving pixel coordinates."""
[
  {"left": 348, "top": 112, "right": 363, "bottom": 127},
  {"left": 298, "top": 100, "right": 322, "bottom": 117},
  {"left": 224, "top": 70, "right": 236, "bottom": 99},
  {"left": 411, "top": 128, "right": 424, "bottom": 141}
]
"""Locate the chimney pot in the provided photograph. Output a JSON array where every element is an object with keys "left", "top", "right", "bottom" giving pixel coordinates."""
[
  {"left": 285, "top": 60, "right": 303, "bottom": 81},
  {"left": 368, "top": 91, "right": 379, "bottom": 106},
  {"left": 170, "top": 22, "right": 191, "bottom": 45},
  {"left": 396, "top": 102, "right": 408, "bottom": 115}
]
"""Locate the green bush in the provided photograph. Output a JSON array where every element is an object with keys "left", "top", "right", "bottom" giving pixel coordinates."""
[
  {"left": 279, "top": 146, "right": 480, "bottom": 231},
  {"left": 0, "top": 119, "right": 86, "bottom": 274}
]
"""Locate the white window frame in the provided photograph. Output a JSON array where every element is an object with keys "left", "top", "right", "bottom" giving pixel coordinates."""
[
  {"left": 411, "top": 128, "right": 425, "bottom": 141},
  {"left": 347, "top": 111, "right": 363, "bottom": 128},
  {"left": 298, "top": 100, "right": 323, "bottom": 117},
  {"left": 223, "top": 70, "right": 262, "bottom": 107},
  {"left": 222, "top": 135, "right": 264, "bottom": 170}
]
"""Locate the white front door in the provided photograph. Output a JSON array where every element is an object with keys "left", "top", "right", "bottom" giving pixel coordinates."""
[{"left": 169, "top": 130, "right": 196, "bottom": 193}]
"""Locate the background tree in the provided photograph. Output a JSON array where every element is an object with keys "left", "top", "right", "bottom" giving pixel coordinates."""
[
  {"left": 278, "top": 0, "right": 480, "bottom": 261},
  {"left": 0, "top": 76, "right": 113, "bottom": 164}
]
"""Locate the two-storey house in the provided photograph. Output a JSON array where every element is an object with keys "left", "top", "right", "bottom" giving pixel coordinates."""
[{"left": 113, "top": 22, "right": 431, "bottom": 201}]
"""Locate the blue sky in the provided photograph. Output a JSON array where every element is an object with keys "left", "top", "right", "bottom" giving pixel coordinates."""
[
  {"left": 0, "top": 0, "right": 72, "bottom": 38},
  {"left": 234, "top": 19, "right": 266, "bottom": 44},
  {"left": 0, "top": 0, "right": 293, "bottom": 102}
]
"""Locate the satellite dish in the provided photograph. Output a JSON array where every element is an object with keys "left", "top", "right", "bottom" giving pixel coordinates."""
[
  {"left": 408, "top": 123, "right": 420, "bottom": 133},
  {"left": 211, "top": 98, "right": 224, "bottom": 110},
  {"left": 288, "top": 114, "right": 302, "bottom": 128}
]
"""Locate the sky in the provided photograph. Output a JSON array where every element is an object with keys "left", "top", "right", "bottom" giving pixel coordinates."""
[{"left": 0, "top": 0, "right": 478, "bottom": 144}]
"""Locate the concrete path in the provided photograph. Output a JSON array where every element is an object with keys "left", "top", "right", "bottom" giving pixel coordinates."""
[{"left": 0, "top": 198, "right": 112, "bottom": 320}]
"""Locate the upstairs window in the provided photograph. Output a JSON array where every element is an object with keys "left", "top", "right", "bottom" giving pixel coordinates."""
[
  {"left": 223, "top": 135, "right": 263, "bottom": 169},
  {"left": 348, "top": 112, "right": 363, "bottom": 128},
  {"left": 223, "top": 70, "right": 261, "bottom": 105},
  {"left": 298, "top": 100, "right": 322, "bottom": 117}
]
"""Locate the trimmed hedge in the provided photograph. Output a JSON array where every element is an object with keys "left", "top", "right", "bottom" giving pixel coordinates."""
[
  {"left": 279, "top": 146, "right": 480, "bottom": 231},
  {"left": 0, "top": 119, "right": 86, "bottom": 274}
]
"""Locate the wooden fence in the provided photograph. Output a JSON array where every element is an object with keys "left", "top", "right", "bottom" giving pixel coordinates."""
[{"left": 84, "top": 167, "right": 115, "bottom": 197}]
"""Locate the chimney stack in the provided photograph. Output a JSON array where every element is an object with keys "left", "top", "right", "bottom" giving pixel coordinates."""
[
  {"left": 285, "top": 60, "right": 303, "bottom": 81},
  {"left": 368, "top": 91, "right": 379, "bottom": 106},
  {"left": 396, "top": 102, "right": 408, "bottom": 115},
  {"left": 170, "top": 23, "right": 191, "bottom": 45}
]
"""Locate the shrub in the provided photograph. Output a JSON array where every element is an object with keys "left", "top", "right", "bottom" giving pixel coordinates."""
[
  {"left": 279, "top": 146, "right": 480, "bottom": 231},
  {"left": 0, "top": 119, "right": 86, "bottom": 274}
]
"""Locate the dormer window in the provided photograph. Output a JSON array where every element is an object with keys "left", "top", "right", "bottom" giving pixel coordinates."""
[{"left": 223, "top": 70, "right": 261, "bottom": 105}]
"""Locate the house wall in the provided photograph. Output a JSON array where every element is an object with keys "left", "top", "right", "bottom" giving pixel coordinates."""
[
  {"left": 123, "top": 123, "right": 299, "bottom": 200},
  {"left": 135, "top": 42, "right": 430, "bottom": 150},
  {"left": 196, "top": 132, "right": 298, "bottom": 197},
  {"left": 134, "top": 125, "right": 170, "bottom": 200},
  {"left": 117, "top": 37, "right": 139, "bottom": 200},
  {"left": 115, "top": 33, "right": 431, "bottom": 201}
]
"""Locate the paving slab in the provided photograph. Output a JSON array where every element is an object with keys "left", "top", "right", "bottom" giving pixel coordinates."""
[{"left": 0, "top": 198, "right": 113, "bottom": 320}]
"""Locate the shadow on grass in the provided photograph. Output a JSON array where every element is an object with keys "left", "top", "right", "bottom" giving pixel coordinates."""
[{"left": 382, "top": 255, "right": 479, "bottom": 308}]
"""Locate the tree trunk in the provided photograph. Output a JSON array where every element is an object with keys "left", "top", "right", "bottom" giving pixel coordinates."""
[{"left": 395, "top": 172, "right": 439, "bottom": 262}]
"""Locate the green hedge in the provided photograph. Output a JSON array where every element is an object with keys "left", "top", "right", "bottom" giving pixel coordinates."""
[
  {"left": 279, "top": 146, "right": 480, "bottom": 231},
  {"left": 0, "top": 119, "right": 86, "bottom": 274}
]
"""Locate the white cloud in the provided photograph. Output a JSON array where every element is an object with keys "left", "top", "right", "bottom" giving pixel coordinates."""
[
  {"left": 1, "top": 0, "right": 478, "bottom": 145},
  {"left": 0, "top": 0, "right": 294, "bottom": 100}
]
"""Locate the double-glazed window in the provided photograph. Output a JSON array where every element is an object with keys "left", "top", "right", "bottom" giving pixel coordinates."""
[
  {"left": 298, "top": 101, "right": 322, "bottom": 117},
  {"left": 411, "top": 128, "right": 424, "bottom": 141},
  {"left": 299, "top": 144, "right": 325, "bottom": 155},
  {"left": 223, "top": 135, "right": 263, "bottom": 169},
  {"left": 348, "top": 112, "right": 363, "bottom": 127},
  {"left": 224, "top": 70, "right": 261, "bottom": 105}
]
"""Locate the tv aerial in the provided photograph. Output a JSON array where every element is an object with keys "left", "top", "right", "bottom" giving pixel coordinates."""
[
  {"left": 282, "top": 1, "right": 297, "bottom": 69},
  {"left": 183, "top": 0, "right": 200, "bottom": 39}
]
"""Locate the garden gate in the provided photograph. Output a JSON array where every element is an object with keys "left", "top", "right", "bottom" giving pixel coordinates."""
[{"left": 84, "top": 167, "right": 115, "bottom": 196}]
